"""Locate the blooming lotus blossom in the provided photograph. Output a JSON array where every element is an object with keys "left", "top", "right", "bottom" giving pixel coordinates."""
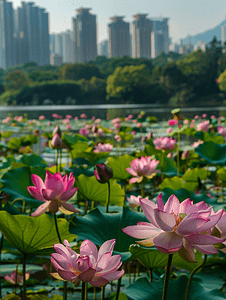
[
  {"left": 202, "top": 114, "right": 207, "bottom": 118},
  {"left": 153, "top": 137, "right": 176, "bottom": 151},
  {"left": 39, "top": 115, "right": 45, "bottom": 120},
  {"left": 66, "top": 124, "right": 71, "bottom": 130},
  {"left": 27, "top": 171, "right": 78, "bottom": 216},
  {"left": 79, "top": 127, "right": 90, "bottom": 137},
  {"left": 127, "top": 195, "right": 149, "bottom": 208},
  {"left": 94, "top": 118, "right": 101, "bottom": 124},
  {"left": 5, "top": 271, "right": 29, "bottom": 285},
  {"left": 92, "top": 116, "right": 96, "bottom": 121},
  {"left": 74, "top": 116, "right": 78, "bottom": 121},
  {"left": 115, "top": 135, "right": 122, "bottom": 142},
  {"left": 80, "top": 113, "right": 87, "bottom": 119},
  {"left": 65, "top": 115, "right": 73, "bottom": 119},
  {"left": 183, "top": 119, "right": 189, "bottom": 125},
  {"left": 192, "top": 140, "right": 203, "bottom": 148},
  {"left": 93, "top": 143, "right": 113, "bottom": 153},
  {"left": 51, "top": 239, "right": 124, "bottom": 287},
  {"left": 111, "top": 117, "right": 121, "bottom": 124},
  {"left": 166, "top": 127, "right": 172, "bottom": 134},
  {"left": 126, "top": 156, "right": 160, "bottom": 183},
  {"left": 122, "top": 194, "right": 224, "bottom": 262},
  {"left": 194, "top": 115, "right": 200, "bottom": 120},
  {"left": 218, "top": 126, "right": 226, "bottom": 137},
  {"left": 168, "top": 119, "right": 178, "bottom": 126},
  {"left": 196, "top": 120, "right": 210, "bottom": 132},
  {"left": 63, "top": 119, "right": 70, "bottom": 124}
]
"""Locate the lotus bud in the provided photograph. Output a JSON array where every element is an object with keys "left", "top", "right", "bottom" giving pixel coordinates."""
[
  {"left": 147, "top": 132, "right": 153, "bottom": 139},
  {"left": 51, "top": 133, "right": 64, "bottom": 149},
  {"left": 52, "top": 125, "right": 62, "bottom": 138},
  {"left": 181, "top": 150, "right": 189, "bottom": 160},
  {"left": 94, "top": 164, "right": 113, "bottom": 184},
  {"left": 92, "top": 125, "right": 98, "bottom": 133},
  {"left": 142, "top": 135, "right": 148, "bottom": 143}
]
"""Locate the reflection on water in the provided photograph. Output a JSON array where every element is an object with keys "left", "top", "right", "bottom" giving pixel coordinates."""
[{"left": 1, "top": 104, "right": 226, "bottom": 121}]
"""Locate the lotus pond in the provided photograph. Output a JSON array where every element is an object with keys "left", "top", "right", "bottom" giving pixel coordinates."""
[{"left": 0, "top": 110, "right": 226, "bottom": 300}]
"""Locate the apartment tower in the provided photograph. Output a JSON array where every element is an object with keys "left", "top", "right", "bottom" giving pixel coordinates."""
[
  {"left": 108, "top": 16, "right": 130, "bottom": 58},
  {"left": 132, "top": 14, "right": 152, "bottom": 59},
  {"left": 72, "top": 8, "right": 97, "bottom": 63}
]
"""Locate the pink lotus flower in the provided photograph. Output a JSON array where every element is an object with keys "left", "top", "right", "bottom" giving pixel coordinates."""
[
  {"left": 74, "top": 116, "right": 79, "bottom": 121},
  {"left": 194, "top": 115, "right": 200, "bottom": 120},
  {"left": 132, "top": 119, "right": 137, "bottom": 124},
  {"left": 211, "top": 115, "right": 216, "bottom": 119},
  {"left": 66, "top": 115, "right": 73, "bottom": 119},
  {"left": 168, "top": 119, "right": 178, "bottom": 126},
  {"left": 63, "top": 119, "right": 70, "bottom": 124},
  {"left": 79, "top": 128, "right": 90, "bottom": 137},
  {"left": 153, "top": 137, "right": 176, "bottom": 151},
  {"left": 92, "top": 116, "right": 96, "bottom": 121},
  {"left": 202, "top": 114, "right": 207, "bottom": 118},
  {"left": 127, "top": 195, "right": 149, "bottom": 208},
  {"left": 52, "top": 113, "right": 61, "bottom": 119},
  {"left": 126, "top": 157, "right": 160, "bottom": 183},
  {"left": 5, "top": 271, "right": 29, "bottom": 285},
  {"left": 39, "top": 115, "right": 45, "bottom": 120},
  {"left": 218, "top": 126, "right": 226, "bottom": 137},
  {"left": 196, "top": 120, "right": 210, "bottom": 132},
  {"left": 27, "top": 171, "right": 78, "bottom": 216},
  {"left": 115, "top": 135, "right": 122, "bottom": 142},
  {"left": 111, "top": 117, "right": 121, "bottom": 124},
  {"left": 192, "top": 140, "right": 203, "bottom": 148},
  {"left": 114, "top": 123, "right": 121, "bottom": 130},
  {"left": 94, "top": 118, "right": 101, "bottom": 124},
  {"left": 66, "top": 124, "right": 71, "bottom": 130},
  {"left": 51, "top": 133, "right": 65, "bottom": 149},
  {"left": 93, "top": 143, "right": 113, "bottom": 153},
  {"left": 51, "top": 239, "right": 124, "bottom": 287},
  {"left": 137, "top": 122, "right": 142, "bottom": 128},
  {"left": 183, "top": 119, "right": 189, "bottom": 125},
  {"left": 122, "top": 194, "right": 224, "bottom": 262},
  {"left": 166, "top": 127, "right": 172, "bottom": 134},
  {"left": 80, "top": 113, "right": 87, "bottom": 119},
  {"left": 131, "top": 131, "right": 137, "bottom": 135},
  {"left": 215, "top": 78, "right": 219, "bottom": 84}
]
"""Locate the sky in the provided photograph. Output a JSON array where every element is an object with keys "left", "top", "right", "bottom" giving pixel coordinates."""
[{"left": 11, "top": 0, "right": 226, "bottom": 44}]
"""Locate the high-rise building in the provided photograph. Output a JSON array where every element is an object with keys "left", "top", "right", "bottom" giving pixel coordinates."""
[
  {"left": 55, "top": 33, "right": 63, "bottom": 58},
  {"left": 0, "top": 0, "right": 17, "bottom": 68},
  {"left": 221, "top": 24, "right": 226, "bottom": 47},
  {"left": 108, "top": 16, "right": 130, "bottom": 58},
  {"left": 72, "top": 8, "right": 97, "bottom": 63},
  {"left": 50, "top": 53, "right": 63, "bottom": 66},
  {"left": 49, "top": 34, "right": 55, "bottom": 54},
  {"left": 194, "top": 41, "right": 206, "bottom": 52},
  {"left": 98, "top": 40, "right": 108, "bottom": 57},
  {"left": 151, "top": 18, "right": 169, "bottom": 54},
  {"left": 62, "top": 30, "right": 72, "bottom": 63},
  {"left": 14, "top": 1, "right": 50, "bottom": 66},
  {"left": 151, "top": 31, "right": 164, "bottom": 58},
  {"left": 132, "top": 14, "right": 152, "bottom": 59}
]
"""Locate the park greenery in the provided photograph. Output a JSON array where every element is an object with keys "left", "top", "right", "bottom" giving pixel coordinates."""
[{"left": 0, "top": 36, "right": 226, "bottom": 106}]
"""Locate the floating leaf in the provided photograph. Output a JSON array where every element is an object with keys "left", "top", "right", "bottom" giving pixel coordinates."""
[
  {"left": 0, "top": 211, "right": 75, "bottom": 255},
  {"left": 106, "top": 155, "right": 135, "bottom": 180},
  {"left": 70, "top": 207, "right": 147, "bottom": 261},
  {"left": 123, "top": 274, "right": 225, "bottom": 300},
  {"left": 195, "top": 142, "right": 226, "bottom": 165},
  {"left": 182, "top": 168, "right": 210, "bottom": 182},
  {"left": 159, "top": 176, "right": 198, "bottom": 191},
  {"left": 76, "top": 175, "right": 125, "bottom": 206}
]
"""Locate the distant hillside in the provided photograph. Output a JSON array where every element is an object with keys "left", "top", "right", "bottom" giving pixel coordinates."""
[{"left": 178, "top": 19, "right": 226, "bottom": 45}]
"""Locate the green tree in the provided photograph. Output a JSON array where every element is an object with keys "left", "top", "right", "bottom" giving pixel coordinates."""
[
  {"left": 59, "top": 63, "right": 103, "bottom": 81},
  {"left": 106, "top": 64, "right": 152, "bottom": 102},
  {"left": 3, "top": 70, "right": 31, "bottom": 91},
  {"left": 28, "top": 71, "right": 59, "bottom": 82}
]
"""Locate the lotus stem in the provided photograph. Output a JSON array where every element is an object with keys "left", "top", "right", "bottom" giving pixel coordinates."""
[
  {"left": 162, "top": 253, "right": 173, "bottom": 300},
  {"left": 22, "top": 254, "right": 26, "bottom": 300},
  {"left": 141, "top": 181, "right": 145, "bottom": 199},
  {"left": 82, "top": 282, "right": 85, "bottom": 300},
  {"left": 59, "top": 149, "right": 62, "bottom": 172},
  {"left": 36, "top": 136, "right": 39, "bottom": 155},
  {"left": 161, "top": 150, "right": 165, "bottom": 181},
  {"left": 177, "top": 133, "right": 180, "bottom": 177},
  {"left": 185, "top": 254, "right": 207, "bottom": 300},
  {"left": 115, "top": 277, "right": 122, "bottom": 300},
  {"left": 56, "top": 149, "right": 59, "bottom": 173},
  {"left": 53, "top": 213, "right": 62, "bottom": 244},
  {"left": 53, "top": 213, "right": 67, "bottom": 300},
  {"left": 93, "top": 287, "right": 96, "bottom": 300},
  {"left": 101, "top": 286, "right": 105, "bottom": 300},
  {"left": 106, "top": 181, "right": 110, "bottom": 213},
  {"left": 149, "top": 268, "right": 152, "bottom": 283}
]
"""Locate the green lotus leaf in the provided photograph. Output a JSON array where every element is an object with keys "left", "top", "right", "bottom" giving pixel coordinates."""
[
  {"left": 216, "top": 167, "right": 226, "bottom": 182},
  {"left": 123, "top": 274, "right": 225, "bottom": 300},
  {"left": 159, "top": 176, "right": 198, "bottom": 191},
  {"left": 195, "top": 141, "right": 226, "bottom": 165},
  {"left": 109, "top": 292, "right": 128, "bottom": 300},
  {"left": 182, "top": 168, "right": 210, "bottom": 182},
  {"left": 23, "top": 135, "right": 38, "bottom": 145},
  {"left": 195, "top": 132, "right": 224, "bottom": 144},
  {"left": 0, "top": 211, "right": 75, "bottom": 254},
  {"left": 7, "top": 137, "right": 22, "bottom": 149},
  {"left": 129, "top": 244, "right": 203, "bottom": 272},
  {"left": 1, "top": 131, "right": 13, "bottom": 139},
  {"left": 162, "top": 157, "right": 178, "bottom": 177},
  {"left": 63, "top": 133, "right": 88, "bottom": 146},
  {"left": 70, "top": 207, "right": 147, "bottom": 261},
  {"left": 65, "top": 165, "right": 94, "bottom": 177},
  {"left": 144, "top": 144, "right": 160, "bottom": 157},
  {"left": 0, "top": 166, "right": 46, "bottom": 208},
  {"left": 75, "top": 175, "right": 124, "bottom": 206},
  {"left": 106, "top": 155, "right": 135, "bottom": 180},
  {"left": 160, "top": 188, "right": 214, "bottom": 204},
  {"left": 17, "top": 154, "right": 47, "bottom": 168}
]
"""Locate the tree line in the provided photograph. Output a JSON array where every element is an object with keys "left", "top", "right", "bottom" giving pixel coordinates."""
[{"left": 0, "top": 36, "right": 226, "bottom": 106}]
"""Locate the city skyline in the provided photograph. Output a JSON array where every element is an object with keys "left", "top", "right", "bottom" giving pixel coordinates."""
[{"left": 9, "top": 0, "right": 226, "bottom": 44}]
